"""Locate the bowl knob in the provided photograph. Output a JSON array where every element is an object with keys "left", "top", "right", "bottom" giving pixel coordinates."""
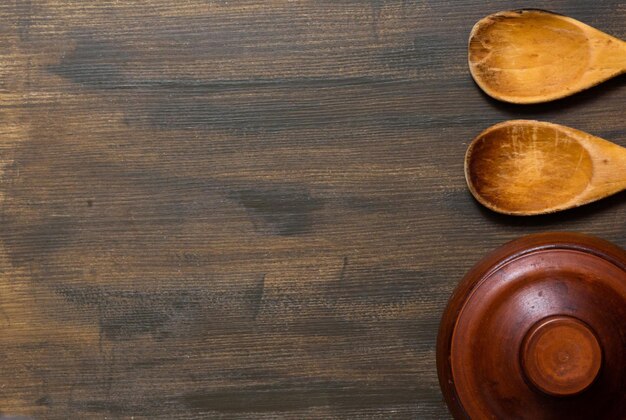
[{"left": 521, "top": 315, "right": 602, "bottom": 397}]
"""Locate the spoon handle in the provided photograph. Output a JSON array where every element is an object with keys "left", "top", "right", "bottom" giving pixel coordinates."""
[
  {"left": 616, "top": 146, "right": 626, "bottom": 184},
  {"left": 617, "top": 40, "right": 626, "bottom": 73},
  {"left": 591, "top": 140, "right": 626, "bottom": 195},
  {"left": 579, "top": 130, "right": 626, "bottom": 196},
  {"left": 598, "top": 37, "right": 626, "bottom": 73}
]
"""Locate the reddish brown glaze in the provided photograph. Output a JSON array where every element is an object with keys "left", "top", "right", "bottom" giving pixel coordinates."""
[
  {"left": 521, "top": 316, "right": 602, "bottom": 397},
  {"left": 437, "top": 232, "right": 626, "bottom": 419}
]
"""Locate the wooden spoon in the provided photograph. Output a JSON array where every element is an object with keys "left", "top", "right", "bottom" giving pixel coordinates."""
[
  {"left": 469, "top": 10, "right": 626, "bottom": 104},
  {"left": 465, "top": 120, "right": 626, "bottom": 215}
]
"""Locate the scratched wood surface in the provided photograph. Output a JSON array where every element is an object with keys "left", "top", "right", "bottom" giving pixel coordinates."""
[{"left": 0, "top": 1, "right": 624, "bottom": 418}]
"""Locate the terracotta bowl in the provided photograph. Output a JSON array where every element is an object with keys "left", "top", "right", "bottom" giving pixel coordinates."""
[{"left": 437, "top": 232, "right": 626, "bottom": 419}]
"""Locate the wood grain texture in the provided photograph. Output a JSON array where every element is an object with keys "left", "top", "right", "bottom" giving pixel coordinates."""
[
  {"left": 465, "top": 120, "right": 626, "bottom": 215},
  {"left": 468, "top": 9, "right": 626, "bottom": 104},
  {"left": 0, "top": 1, "right": 624, "bottom": 418}
]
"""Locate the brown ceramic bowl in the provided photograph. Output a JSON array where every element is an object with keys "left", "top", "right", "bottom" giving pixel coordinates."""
[{"left": 437, "top": 232, "right": 626, "bottom": 419}]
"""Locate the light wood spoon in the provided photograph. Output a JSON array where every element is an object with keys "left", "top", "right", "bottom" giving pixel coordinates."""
[
  {"left": 465, "top": 120, "right": 626, "bottom": 215},
  {"left": 469, "top": 9, "right": 626, "bottom": 104}
]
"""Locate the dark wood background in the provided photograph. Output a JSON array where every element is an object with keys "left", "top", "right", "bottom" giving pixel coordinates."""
[{"left": 0, "top": 1, "right": 624, "bottom": 418}]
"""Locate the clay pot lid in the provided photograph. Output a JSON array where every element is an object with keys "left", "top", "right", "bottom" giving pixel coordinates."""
[{"left": 437, "top": 232, "right": 626, "bottom": 419}]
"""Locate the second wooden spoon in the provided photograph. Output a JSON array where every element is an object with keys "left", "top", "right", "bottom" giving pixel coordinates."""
[
  {"left": 469, "top": 10, "right": 626, "bottom": 104},
  {"left": 465, "top": 120, "right": 626, "bottom": 215}
]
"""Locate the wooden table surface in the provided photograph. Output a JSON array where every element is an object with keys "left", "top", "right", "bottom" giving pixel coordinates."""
[{"left": 1, "top": 1, "right": 624, "bottom": 418}]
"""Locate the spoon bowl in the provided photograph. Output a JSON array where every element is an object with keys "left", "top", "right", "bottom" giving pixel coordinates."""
[
  {"left": 465, "top": 120, "right": 626, "bottom": 215},
  {"left": 469, "top": 10, "right": 626, "bottom": 104}
]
